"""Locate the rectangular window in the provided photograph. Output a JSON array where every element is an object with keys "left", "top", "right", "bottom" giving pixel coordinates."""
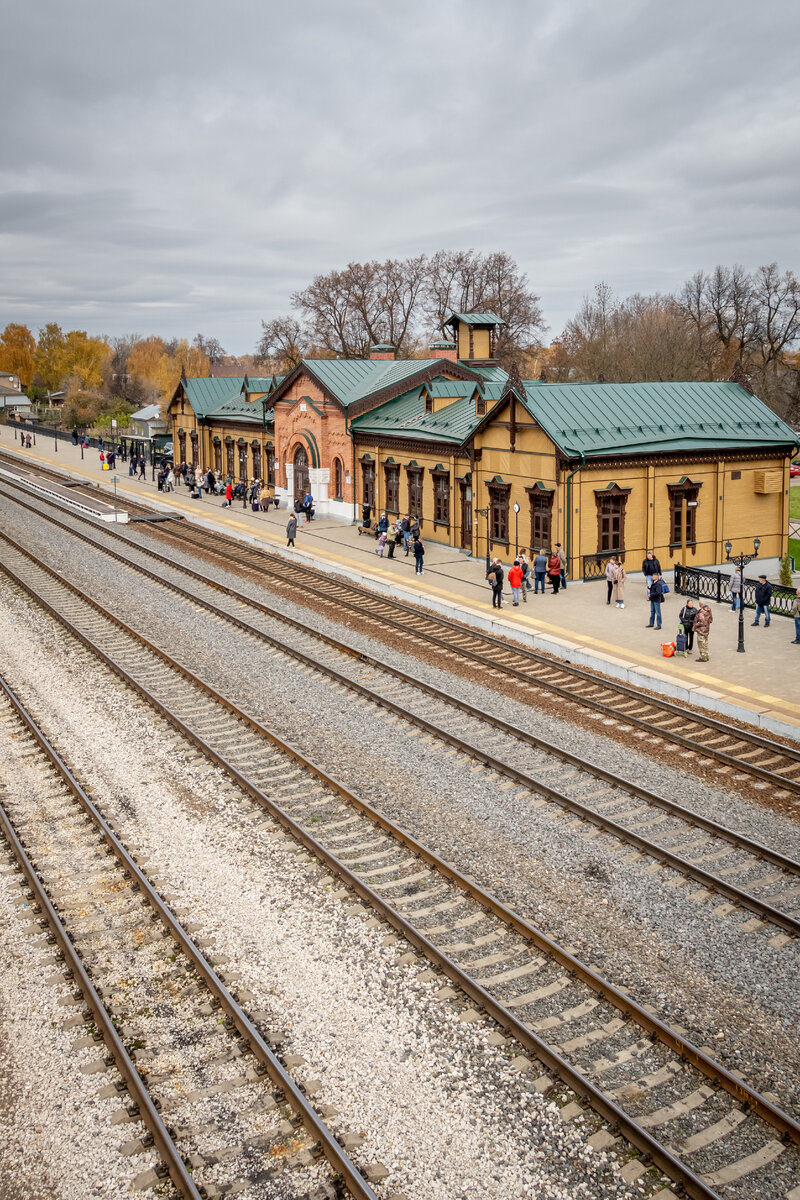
[
  {"left": 669, "top": 487, "right": 699, "bottom": 546},
  {"left": 433, "top": 473, "right": 449, "bottom": 525},
  {"left": 225, "top": 442, "right": 235, "bottom": 478},
  {"left": 214, "top": 442, "right": 222, "bottom": 474},
  {"left": 488, "top": 485, "right": 510, "bottom": 544},
  {"left": 189, "top": 431, "right": 198, "bottom": 467},
  {"left": 238, "top": 445, "right": 248, "bottom": 481},
  {"left": 267, "top": 448, "right": 275, "bottom": 487},
  {"left": 407, "top": 467, "right": 423, "bottom": 517},
  {"left": 595, "top": 489, "right": 629, "bottom": 553},
  {"left": 178, "top": 430, "right": 186, "bottom": 463},
  {"left": 252, "top": 444, "right": 262, "bottom": 479},
  {"left": 384, "top": 464, "right": 399, "bottom": 513},
  {"left": 528, "top": 491, "right": 553, "bottom": 551},
  {"left": 361, "top": 460, "right": 375, "bottom": 509}
]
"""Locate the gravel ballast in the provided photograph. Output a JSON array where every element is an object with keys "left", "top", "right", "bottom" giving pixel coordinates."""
[
  {"left": 0, "top": 586, "right": 648, "bottom": 1200},
  {"left": 1, "top": 496, "right": 798, "bottom": 1126}
]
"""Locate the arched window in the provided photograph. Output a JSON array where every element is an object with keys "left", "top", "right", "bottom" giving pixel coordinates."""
[
  {"left": 293, "top": 444, "right": 310, "bottom": 502},
  {"left": 332, "top": 457, "right": 343, "bottom": 500}
]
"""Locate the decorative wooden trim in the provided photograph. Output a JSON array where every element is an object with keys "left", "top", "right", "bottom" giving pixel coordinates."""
[
  {"left": 354, "top": 434, "right": 461, "bottom": 458},
  {"left": 593, "top": 481, "right": 632, "bottom": 496},
  {"left": 346, "top": 360, "right": 481, "bottom": 420},
  {"left": 562, "top": 447, "right": 790, "bottom": 472}
]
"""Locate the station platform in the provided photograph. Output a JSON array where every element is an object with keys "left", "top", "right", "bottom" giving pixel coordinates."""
[{"left": 2, "top": 424, "right": 799, "bottom": 742}]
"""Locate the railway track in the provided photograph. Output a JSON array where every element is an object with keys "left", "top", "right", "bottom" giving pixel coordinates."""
[
  {"left": 2, "top": 530, "right": 799, "bottom": 1199},
  {"left": 3, "top": 449, "right": 800, "bottom": 796},
  {"left": 0, "top": 673, "right": 377, "bottom": 1200},
  {"left": 153, "top": 522, "right": 800, "bottom": 792},
  {"left": 2, "top": 485, "right": 799, "bottom": 938}
]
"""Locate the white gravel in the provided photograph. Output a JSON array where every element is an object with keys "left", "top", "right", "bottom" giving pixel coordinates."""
[
  {"left": 0, "top": 858, "right": 162, "bottom": 1200},
  {"left": 0, "top": 586, "right": 647, "bottom": 1200},
  {"left": 3, "top": 497, "right": 798, "bottom": 1121}
]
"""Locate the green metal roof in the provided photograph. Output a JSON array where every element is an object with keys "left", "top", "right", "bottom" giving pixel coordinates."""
[
  {"left": 207, "top": 391, "right": 272, "bottom": 423},
  {"left": 351, "top": 386, "right": 482, "bottom": 445},
  {"left": 518, "top": 381, "right": 798, "bottom": 458},
  {"left": 466, "top": 364, "right": 509, "bottom": 382},
  {"left": 299, "top": 357, "right": 471, "bottom": 409},
  {"left": 242, "top": 376, "right": 281, "bottom": 393},
  {"left": 448, "top": 311, "right": 505, "bottom": 326},
  {"left": 181, "top": 376, "right": 245, "bottom": 416}
]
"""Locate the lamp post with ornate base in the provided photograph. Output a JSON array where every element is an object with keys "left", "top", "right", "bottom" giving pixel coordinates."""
[{"left": 725, "top": 537, "right": 761, "bottom": 653}]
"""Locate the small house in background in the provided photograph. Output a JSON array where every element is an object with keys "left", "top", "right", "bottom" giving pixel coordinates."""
[
  {"left": 0, "top": 372, "right": 33, "bottom": 417},
  {"left": 130, "top": 404, "right": 167, "bottom": 439}
]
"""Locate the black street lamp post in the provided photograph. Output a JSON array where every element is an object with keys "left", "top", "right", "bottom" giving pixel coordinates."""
[
  {"left": 725, "top": 537, "right": 761, "bottom": 653},
  {"left": 476, "top": 506, "right": 490, "bottom": 574}
]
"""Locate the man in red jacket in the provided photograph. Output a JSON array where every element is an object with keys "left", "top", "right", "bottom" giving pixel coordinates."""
[{"left": 508, "top": 559, "right": 524, "bottom": 606}]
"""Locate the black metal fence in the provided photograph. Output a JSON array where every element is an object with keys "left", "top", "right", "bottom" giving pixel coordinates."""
[
  {"left": 582, "top": 549, "right": 651, "bottom": 580},
  {"left": 675, "top": 563, "right": 796, "bottom": 618}
]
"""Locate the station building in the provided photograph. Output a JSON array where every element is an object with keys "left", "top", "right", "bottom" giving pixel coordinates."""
[{"left": 170, "top": 312, "right": 798, "bottom": 577}]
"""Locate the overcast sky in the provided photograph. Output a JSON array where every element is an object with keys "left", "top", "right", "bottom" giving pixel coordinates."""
[{"left": 3, "top": 0, "right": 798, "bottom": 354}]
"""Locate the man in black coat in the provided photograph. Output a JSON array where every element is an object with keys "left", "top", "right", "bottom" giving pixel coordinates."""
[
  {"left": 752, "top": 574, "right": 773, "bottom": 627},
  {"left": 642, "top": 551, "right": 662, "bottom": 578}
]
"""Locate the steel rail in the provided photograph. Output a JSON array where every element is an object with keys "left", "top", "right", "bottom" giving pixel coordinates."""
[
  {"left": 0, "top": 673, "right": 379, "bottom": 1200},
  {"left": 2, "top": 455, "right": 797, "bottom": 791},
  {"left": 4, "top": 482, "right": 797, "bottom": 887},
  {"left": 2, "top": 540, "right": 798, "bottom": 1193},
  {"left": 0, "top": 795, "right": 204, "bottom": 1200},
  {"left": 155, "top": 518, "right": 800, "bottom": 786}
]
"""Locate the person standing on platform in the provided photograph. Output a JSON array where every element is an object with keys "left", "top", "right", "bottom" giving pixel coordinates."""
[
  {"left": 508, "top": 559, "right": 524, "bottom": 606},
  {"left": 165, "top": 467, "right": 176, "bottom": 493},
  {"left": 487, "top": 557, "right": 504, "bottom": 608},
  {"left": 694, "top": 602, "right": 713, "bottom": 661},
  {"left": 612, "top": 559, "right": 626, "bottom": 608},
  {"left": 642, "top": 551, "right": 661, "bottom": 580},
  {"left": 286, "top": 512, "right": 297, "bottom": 547},
  {"left": 791, "top": 589, "right": 800, "bottom": 644},
  {"left": 413, "top": 535, "right": 425, "bottom": 575},
  {"left": 555, "top": 542, "right": 567, "bottom": 589},
  {"left": 533, "top": 549, "right": 547, "bottom": 593},
  {"left": 223, "top": 480, "right": 233, "bottom": 507},
  {"left": 519, "top": 552, "right": 532, "bottom": 593},
  {"left": 401, "top": 514, "right": 411, "bottom": 555},
  {"left": 752, "top": 575, "right": 772, "bottom": 627},
  {"left": 302, "top": 491, "right": 314, "bottom": 522},
  {"left": 730, "top": 567, "right": 743, "bottom": 611},
  {"left": 646, "top": 573, "right": 666, "bottom": 629},
  {"left": 138, "top": 457, "right": 146, "bottom": 480},
  {"left": 605, "top": 555, "right": 617, "bottom": 605},
  {"left": 547, "top": 551, "right": 562, "bottom": 594},
  {"left": 678, "top": 598, "right": 697, "bottom": 652},
  {"left": 376, "top": 530, "right": 388, "bottom": 557}
]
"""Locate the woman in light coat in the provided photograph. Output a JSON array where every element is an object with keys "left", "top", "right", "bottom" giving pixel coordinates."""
[{"left": 612, "top": 560, "right": 626, "bottom": 608}]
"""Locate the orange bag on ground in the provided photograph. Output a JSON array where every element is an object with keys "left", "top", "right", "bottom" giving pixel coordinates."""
[{"left": 661, "top": 641, "right": 676, "bottom": 658}]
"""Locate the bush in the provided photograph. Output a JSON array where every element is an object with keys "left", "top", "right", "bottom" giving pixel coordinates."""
[{"left": 780, "top": 553, "right": 793, "bottom": 587}]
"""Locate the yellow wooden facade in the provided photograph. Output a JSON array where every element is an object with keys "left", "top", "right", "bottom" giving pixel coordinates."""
[{"left": 355, "top": 402, "right": 792, "bottom": 576}]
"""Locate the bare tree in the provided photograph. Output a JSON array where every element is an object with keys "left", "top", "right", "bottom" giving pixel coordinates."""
[
  {"left": 193, "top": 334, "right": 227, "bottom": 363},
  {"left": 256, "top": 316, "right": 310, "bottom": 373}
]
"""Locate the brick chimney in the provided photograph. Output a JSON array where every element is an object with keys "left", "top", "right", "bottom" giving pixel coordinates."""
[
  {"left": 429, "top": 339, "right": 458, "bottom": 362},
  {"left": 370, "top": 344, "right": 395, "bottom": 361}
]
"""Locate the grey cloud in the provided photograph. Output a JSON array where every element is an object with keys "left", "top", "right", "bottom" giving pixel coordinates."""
[{"left": 2, "top": 0, "right": 799, "bottom": 350}]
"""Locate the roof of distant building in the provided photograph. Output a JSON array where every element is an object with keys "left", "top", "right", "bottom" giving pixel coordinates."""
[{"left": 130, "top": 404, "right": 162, "bottom": 422}]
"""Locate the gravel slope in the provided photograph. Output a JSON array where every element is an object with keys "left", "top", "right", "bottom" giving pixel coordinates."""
[{"left": 0, "top": 586, "right": 645, "bottom": 1200}]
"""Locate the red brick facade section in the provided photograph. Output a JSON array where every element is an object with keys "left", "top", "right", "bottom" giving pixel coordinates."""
[{"left": 272, "top": 374, "right": 354, "bottom": 504}]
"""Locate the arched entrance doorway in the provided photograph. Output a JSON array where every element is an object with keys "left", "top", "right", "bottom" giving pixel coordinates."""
[{"left": 293, "top": 444, "right": 310, "bottom": 503}]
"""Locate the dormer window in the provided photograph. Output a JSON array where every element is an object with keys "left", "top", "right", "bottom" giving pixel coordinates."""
[
  {"left": 424, "top": 394, "right": 433, "bottom": 414},
  {"left": 476, "top": 398, "right": 486, "bottom": 416}
]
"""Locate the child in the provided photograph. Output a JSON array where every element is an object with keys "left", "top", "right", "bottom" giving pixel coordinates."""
[{"left": 376, "top": 530, "right": 388, "bottom": 557}]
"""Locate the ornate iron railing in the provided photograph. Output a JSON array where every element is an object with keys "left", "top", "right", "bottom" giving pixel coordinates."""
[{"left": 675, "top": 563, "right": 796, "bottom": 618}]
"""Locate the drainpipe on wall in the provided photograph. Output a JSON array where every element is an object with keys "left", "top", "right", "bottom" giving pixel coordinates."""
[
  {"left": 346, "top": 415, "right": 358, "bottom": 524},
  {"left": 565, "top": 453, "right": 586, "bottom": 579}
]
